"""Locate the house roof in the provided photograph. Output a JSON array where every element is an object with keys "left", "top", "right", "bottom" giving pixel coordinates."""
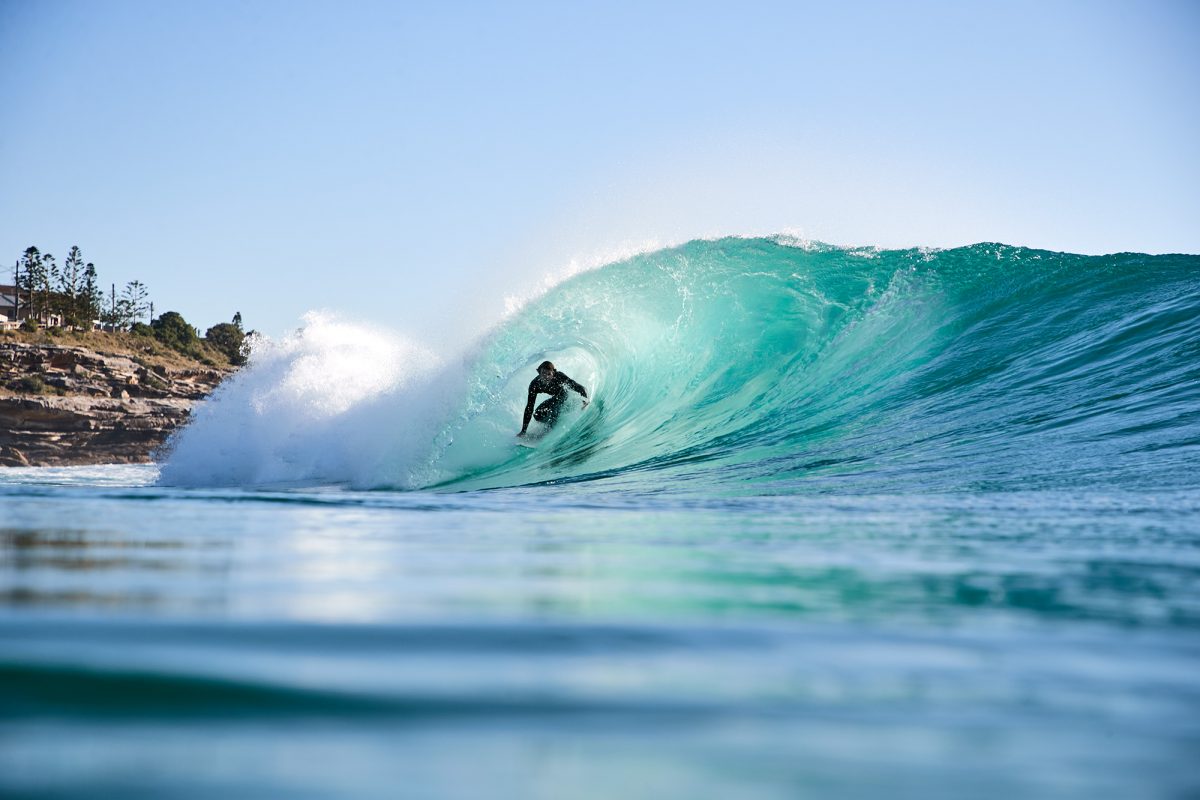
[{"left": 1, "top": 285, "right": 21, "bottom": 310}]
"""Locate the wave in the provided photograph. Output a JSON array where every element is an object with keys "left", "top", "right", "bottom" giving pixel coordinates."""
[{"left": 158, "top": 238, "right": 1200, "bottom": 493}]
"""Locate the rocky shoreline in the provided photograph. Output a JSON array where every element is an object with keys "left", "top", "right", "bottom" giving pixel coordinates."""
[{"left": 0, "top": 341, "right": 230, "bottom": 467}]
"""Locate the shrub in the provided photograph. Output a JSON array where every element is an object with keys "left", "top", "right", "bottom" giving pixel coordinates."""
[
  {"left": 12, "top": 375, "right": 47, "bottom": 394},
  {"left": 142, "top": 373, "right": 168, "bottom": 392},
  {"left": 204, "top": 322, "right": 246, "bottom": 366},
  {"left": 151, "top": 311, "right": 198, "bottom": 354}
]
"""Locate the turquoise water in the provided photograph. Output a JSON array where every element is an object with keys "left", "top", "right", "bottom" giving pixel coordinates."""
[{"left": 2, "top": 238, "right": 1199, "bottom": 798}]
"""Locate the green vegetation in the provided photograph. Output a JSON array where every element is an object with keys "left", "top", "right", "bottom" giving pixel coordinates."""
[
  {"left": 151, "top": 311, "right": 199, "bottom": 353},
  {"left": 9, "top": 244, "right": 252, "bottom": 368},
  {"left": 204, "top": 320, "right": 247, "bottom": 366},
  {"left": 141, "top": 372, "right": 169, "bottom": 392},
  {"left": 12, "top": 374, "right": 47, "bottom": 394},
  {"left": 13, "top": 245, "right": 107, "bottom": 328},
  {"left": 0, "top": 327, "right": 233, "bottom": 373},
  {"left": 2, "top": 372, "right": 67, "bottom": 397}
]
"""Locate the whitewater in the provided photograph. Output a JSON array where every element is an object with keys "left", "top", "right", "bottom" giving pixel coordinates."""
[{"left": 3, "top": 237, "right": 1199, "bottom": 799}]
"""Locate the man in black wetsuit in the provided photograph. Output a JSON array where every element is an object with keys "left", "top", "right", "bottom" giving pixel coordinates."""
[{"left": 518, "top": 361, "right": 588, "bottom": 437}]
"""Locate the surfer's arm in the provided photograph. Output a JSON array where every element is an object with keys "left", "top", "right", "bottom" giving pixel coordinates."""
[
  {"left": 519, "top": 385, "right": 537, "bottom": 435},
  {"left": 564, "top": 376, "right": 589, "bottom": 405}
]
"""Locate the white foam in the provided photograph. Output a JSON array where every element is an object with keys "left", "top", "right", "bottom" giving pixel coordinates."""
[{"left": 158, "top": 311, "right": 453, "bottom": 489}]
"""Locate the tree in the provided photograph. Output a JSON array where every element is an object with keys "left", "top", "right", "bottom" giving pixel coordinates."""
[
  {"left": 151, "top": 311, "right": 198, "bottom": 354},
  {"left": 16, "top": 247, "right": 46, "bottom": 322},
  {"left": 205, "top": 316, "right": 247, "bottom": 366},
  {"left": 116, "top": 297, "right": 134, "bottom": 329},
  {"left": 59, "top": 246, "right": 85, "bottom": 327},
  {"left": 120, "top": 280, "right": 150, "bottom": 327},
  {"left": 41, "top": 254, "right": 58, "bottom": 323},
  {"left": 81, "top": 263, "right": 101, "bottom": 326}
]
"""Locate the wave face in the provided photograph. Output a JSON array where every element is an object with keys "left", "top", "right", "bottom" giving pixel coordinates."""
[{"left": 159, "top": 238, "right": 1200, "bottom": 493}]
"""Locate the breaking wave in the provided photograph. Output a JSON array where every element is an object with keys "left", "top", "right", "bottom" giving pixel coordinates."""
[{"left": 158, "top": 238, "right": 1200, "bottom": 494}]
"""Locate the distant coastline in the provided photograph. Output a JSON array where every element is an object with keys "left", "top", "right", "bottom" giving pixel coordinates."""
[{"left": 2, "top": 242, "right": 251, "bottom": 467}]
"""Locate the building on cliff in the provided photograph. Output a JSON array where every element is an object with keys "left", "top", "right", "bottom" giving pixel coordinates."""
[
  {"left": 1, "top": 284, "right": 73, "bottom": 330},
  {"left": 0, "top": 284, "right": 28, "bottom": 329}
]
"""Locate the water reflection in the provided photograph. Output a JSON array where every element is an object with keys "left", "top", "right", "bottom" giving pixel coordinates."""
[
  {"left": 1, "top": 490, "right": 1197, "bottom": 626},
  {"left": 1, "top": 477, "right": 1198, "bottom": 799}
]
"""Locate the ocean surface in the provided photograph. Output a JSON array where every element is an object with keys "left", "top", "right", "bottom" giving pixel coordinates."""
[{"left": 2, "top": 238, "right": 1199, "bottom": 798}]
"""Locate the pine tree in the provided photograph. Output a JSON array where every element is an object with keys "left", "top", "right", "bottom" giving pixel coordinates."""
[
  {"left": 17, "top": 247, "right": 45, "bottom": 322},
  {"left": 60, "top": 246, "right": 85, "bottom": 327},
  {"left": 120, "top": 280, "right": 149, "bottom": 327},
  {"left": 41, "top": 253, "right": 58, "bottom": 324},
  {"left": 82, "top": 263, "right": 101, "bottom": 327}
]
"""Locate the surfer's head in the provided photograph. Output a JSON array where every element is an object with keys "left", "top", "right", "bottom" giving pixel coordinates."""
[{"left": 537, "top": 360, "right": 556, "bottom": 376}]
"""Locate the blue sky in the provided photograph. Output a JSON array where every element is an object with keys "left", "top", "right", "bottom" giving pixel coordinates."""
[{"left": 1, "top": 0, "right": 1197, "bottom": 342}]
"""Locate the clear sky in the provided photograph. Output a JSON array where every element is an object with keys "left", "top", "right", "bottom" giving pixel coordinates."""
[{"left": 2, "top": 0, "right": 1197, "bottom": 343}]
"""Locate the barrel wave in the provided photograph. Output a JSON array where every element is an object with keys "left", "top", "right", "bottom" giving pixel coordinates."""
[{"left": 159, "top": 237, "right": 1200, "bottom": 494}]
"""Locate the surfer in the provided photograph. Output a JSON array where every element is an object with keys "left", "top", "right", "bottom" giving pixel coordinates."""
[{"left": 518, "top": 361, "right": 588, "bottom": 437}]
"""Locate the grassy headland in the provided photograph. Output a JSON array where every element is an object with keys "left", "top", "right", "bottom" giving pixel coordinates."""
[{"left": 0, "top": 326, "right": 240, "bottom": 398}]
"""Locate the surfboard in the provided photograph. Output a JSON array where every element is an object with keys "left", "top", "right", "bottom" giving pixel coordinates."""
[{"left": 516, "top": 429, "right": 547, "bottom": 448}]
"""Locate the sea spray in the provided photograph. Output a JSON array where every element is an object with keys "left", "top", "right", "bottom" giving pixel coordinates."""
[{"left": 157, "top": 311, "right": 455, "bottom": 488}]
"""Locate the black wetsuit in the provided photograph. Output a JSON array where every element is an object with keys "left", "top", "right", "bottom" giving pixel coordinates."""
[{"left": 523, "top": 371, "right": 587, "bottom": 430}]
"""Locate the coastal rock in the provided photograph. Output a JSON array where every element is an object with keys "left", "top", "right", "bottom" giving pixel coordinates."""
[{"left": 0, "top": 341, "right": 230, "bottom": 467}]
